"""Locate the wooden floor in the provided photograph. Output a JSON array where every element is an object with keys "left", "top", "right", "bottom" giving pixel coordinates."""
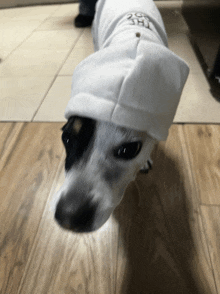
[{"left": 0, "top": 122, "right": 220, "bottom": 294}]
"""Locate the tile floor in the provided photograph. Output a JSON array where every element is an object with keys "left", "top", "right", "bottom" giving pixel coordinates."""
[{"left": 0, "top": 1, "right": 220, "bottom": 123}]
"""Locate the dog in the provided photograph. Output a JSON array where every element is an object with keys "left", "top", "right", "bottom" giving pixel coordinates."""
[
  {"left": 54, "top": 0, "right": 189, "bottom": 233},
  {"left": 54, "top": 116, "right": 156, "bottom": 232}
]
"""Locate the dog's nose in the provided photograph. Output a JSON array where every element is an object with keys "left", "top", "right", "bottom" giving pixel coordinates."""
[{"left": 54, "top": 197, "right": 97, "bottom": 233}]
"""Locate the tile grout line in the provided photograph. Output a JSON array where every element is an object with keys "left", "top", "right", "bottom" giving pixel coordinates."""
[
  {"left": 31, "top": 28, "right": 85, "bottom": 122},
  {"left": 200, "top": 203, "right": 220, "bottom": 208},
  {"left": 1, "top": 4, "right": 62, "bottom": 62}
]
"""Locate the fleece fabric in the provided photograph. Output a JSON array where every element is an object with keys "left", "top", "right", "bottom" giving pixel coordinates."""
[{"left": 65, "top": 0, "right": 189, "bottom": 141}]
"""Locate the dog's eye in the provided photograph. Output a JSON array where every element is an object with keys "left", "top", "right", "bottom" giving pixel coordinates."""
[
  {"left": 113, "top": 141, "right": 142, "bottom": 160},
  {"left": 62, "top": 132, "right": 72, "bottom": 147}
]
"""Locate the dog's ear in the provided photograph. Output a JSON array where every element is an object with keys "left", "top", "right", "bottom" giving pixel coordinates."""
[
  {"left": 61, "top": 116, "right": 96, "bottom": 170},
  {"left": 61, "top": 116, "right": 77, "bottom": 132},
  {"left": 62, "top": 116, "right": 86, "bottom": 137}
]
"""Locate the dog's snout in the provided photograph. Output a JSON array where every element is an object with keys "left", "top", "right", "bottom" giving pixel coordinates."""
[{"left": 55, "top": 197, "right": 97, "bottom": 233}]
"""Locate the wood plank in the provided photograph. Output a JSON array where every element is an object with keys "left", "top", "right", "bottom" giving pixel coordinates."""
[
  {"left": 17, "top": 149, "right": 119, "bottom": 294},
  {"left": 0, "top": 123, "right": 219, "bottom": 294},
  {"left": 0, "top": 122, "right": 25, "bottom": 173},
  {"left": 115, "top": 179, "right": 192, "bottom": 294},
  {"left": 0, "top": 122, "right": 64, "bottom": 294},
  {"left": 155, "top": 125, "right": 217, "bottom": 294},
  {"left": 201, "top": 205, "right": 220, "bottom": 293},
  {"left": 115, "top": 124, "right": 217, "bottom": 294},
  {"left": 183, "top": 125, "right": 220, "bottom": 205}
]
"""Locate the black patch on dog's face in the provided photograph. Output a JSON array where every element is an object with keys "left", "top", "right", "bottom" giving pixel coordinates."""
[{"left": 62, "top": 116, "right": 96, "bottom": 171}]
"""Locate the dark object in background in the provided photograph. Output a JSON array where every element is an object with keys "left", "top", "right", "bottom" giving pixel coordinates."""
[
  {"left": 182, "top": 4, "right": 220, "bottom": 101},
  {"left": 74, "top": 14, "right": 94, "bottom": 27},
  {"left": 74, "top": 0, "right": 97, "bottom": 27},
  {"left": 209, "top": 46, "right": 220, "bottom": 99}
]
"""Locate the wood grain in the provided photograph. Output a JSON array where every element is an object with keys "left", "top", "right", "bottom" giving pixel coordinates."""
[
  {"left": 183, "top": 125, "right": 220, "bottom": 205},
  {"left": 0, "top": 123, "right": 220, "bottom": 294},
  {"left": 115, "top": 125, "right": 217, "bottom": 294},
  {"left": 201, "top": 206, "right": 220, "bottom": 292},
  {"left": 17, "top": 158, "right": 119, "bottom": 294},
  {"left": 0, "top": 122, "right": 25, "bottom": 173},
  {"left": 0, "top": 122, "right": 64, "bottom": 294}
]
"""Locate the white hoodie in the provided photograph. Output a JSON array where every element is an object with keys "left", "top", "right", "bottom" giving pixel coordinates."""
[{"left": 65, "top": 0, "right": 189, "bottom": 141}]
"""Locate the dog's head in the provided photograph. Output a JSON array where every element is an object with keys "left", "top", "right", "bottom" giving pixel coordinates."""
[{"left": 54, "top": 116, "right": 156, "bottom": 233}]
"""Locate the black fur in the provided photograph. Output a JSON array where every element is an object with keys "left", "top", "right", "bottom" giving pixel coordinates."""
[{"left": 62, "top": 116, "right": 96, "bottom": 171}]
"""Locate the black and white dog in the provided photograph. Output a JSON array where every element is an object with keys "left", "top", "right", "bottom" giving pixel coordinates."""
[
  {"left": 55, "top": 116, "right": 156, "bottom": 232},
  {"left": 54, "top": 0, "right": 189, "bottom": 233}
]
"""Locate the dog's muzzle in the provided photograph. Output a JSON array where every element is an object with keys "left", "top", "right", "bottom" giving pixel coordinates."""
[
  {"left": 54, "top": 193, "right": 98, "bottom": 233},
  {"left": 54, "top": 190, "right": 113, "bottom": 233}
]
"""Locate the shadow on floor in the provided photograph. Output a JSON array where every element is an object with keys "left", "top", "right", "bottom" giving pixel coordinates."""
[{"left": 114, "top": 142, "right": 209, "bottom": 294}]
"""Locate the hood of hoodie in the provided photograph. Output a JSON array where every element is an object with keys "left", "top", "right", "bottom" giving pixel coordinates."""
[{"left": 65, "top": 0, "right": 189, "bottom": 141}]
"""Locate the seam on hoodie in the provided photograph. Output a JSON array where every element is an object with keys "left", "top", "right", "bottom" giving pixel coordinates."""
[{"left": 110, "top": 36, "right": 141, "bottom": 121}]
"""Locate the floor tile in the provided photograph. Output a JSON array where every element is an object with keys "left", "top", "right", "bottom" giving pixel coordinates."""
[
  {"left": 0, "top": 6, "right": 32, "bottom": 19},
  {"left": 0, "top": 49, "right": 68, "bottom": 77},
  {"left": 36, "top": 15, "right": 75, "bottom": 31},
  {"left": 168, "top": 34, "right": 202, "bottom": 73},
  {"left": 35, "top": 3, "right": 79, "bottom": 31},
  {"left": 1, "top": 2, "right": 220, "bottom": 123},
  {"left": 18, "top": 29, "right": 82, "bottom": 51},
  {"left": 0, "top": 5, "right": 59, "bottom": 21},
  {"left": 33, "top": 76, "right": 72, "bottom": 121},
  {"left": 0, "top": 5, "right": 61, "bottom": 58},
  {"left": 20, "top": 4, "right": 60, "bottom": 21},
  {"left": 59, "top": 28, "right": 94, "bottom": 75},
  {"left": 51, "top": 3, "right": 79, "bottom": 17},
  {"left": 0, "top": 77, "right": 54, "bottom": 121},
  {"left": 159, "top": 4, "right": 188, "bottom": 36},
  {"left": 0, "top": 30, "right": 83, "bottom": 77},
  {"left": 156, "top": 1, "right": 183, "bottom": 10},
  {"left": 0, "top": 20, "right": 42, "bottom": 59},
  {"left": 174, "top": 71, "right": 220, "bottom": 123}
]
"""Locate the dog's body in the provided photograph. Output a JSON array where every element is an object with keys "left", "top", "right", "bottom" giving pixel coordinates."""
[{"left": 54, "top": 0, "right": 189, "bottom": 233}]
